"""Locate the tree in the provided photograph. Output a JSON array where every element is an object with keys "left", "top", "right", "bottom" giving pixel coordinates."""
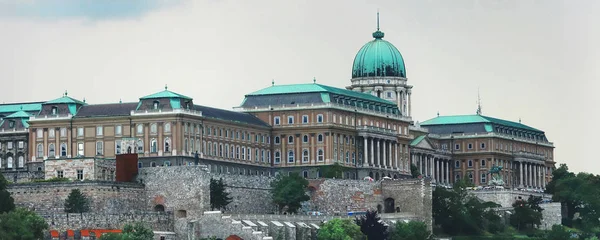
[
  {"left": 510, "top": 196, "right": 543, "bottom": 231},
  {"left": 270, "top": 173, "right": 310, "bottom": 214},
  {"left": 355, "top": 210, "right": 388, "bottom": 240},
  {"left": 546, "top": 224, "right": 572, "bottom": 240},
  {"left": 0, "top": 207, "right": 48, "bottom": 240},
  {"left": 99, "top": 223, "right": 154, "bottom": 240},
  {"left": 320, "top": 163, "right": 351, "bottom": 179},
  {"left": 210, "top": 178, "right": 232, "bottom": 211},
  {"left": 410, "top": 164, "right": 420, "bottom": 178},
  {"left": 0, "top": 173, "right": 15, "bottom": 214},
  {"left": 318, "top": 218, "right": 365, "bottom": 240},
  {"left": 389, "top": 221, "right": 431, "bottom": 240},
  {"left": 64, "top": 189, "right": 90, "bottom": 213}
]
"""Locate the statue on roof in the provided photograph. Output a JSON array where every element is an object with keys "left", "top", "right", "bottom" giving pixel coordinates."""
[{"left": 488, "top": 165, "right": 504, "bottom": 186}]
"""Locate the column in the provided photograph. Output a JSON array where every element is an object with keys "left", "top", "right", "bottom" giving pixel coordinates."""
[
  {"left": 543, "top": 165, "right": 547, "bottom": 188},
  {"left": 420, "top": 154, "right": 424, "bottom": 175},
  {"left": 370, "top": 138, "right": 374, "bottom": 167},
  {"left": 445, "top": 160, "right": 449, "bottom": 184},
  {"left": 376, "top": 139, "right": 381, "bottom": 167},
  {"left": 430, "top": 156, "right": 434, "bottom": 179},
  {"left": 534, "top": 165, "right": 538, "bottom": 188},
  {"left": 382, "top": 140, "right": 387, "bottom": 168},
  {"left": 408, "top": 91, "right": 412, "bottom": 117},
  {"left": 388, "top": 141, "right": 392, "bottom": 168},
  {"left": 396, "top": 90, "right": 401, "bottom": 110},
  {"left": 364, "top": 137, "right": 368, "bottom": 166},
  {"left": 394, "top": 143, "right": 399, "bottom": 170},
  {"left": 519, "top": 161, "right": 524, "bottom": 187}
]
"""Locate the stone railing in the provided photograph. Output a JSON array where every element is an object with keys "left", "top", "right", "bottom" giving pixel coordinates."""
[
  {"left": 430, "top": 132, "right": 554, "bottom": 147},
  {"left": 468, "top": 189, "right": 553, "bottom": 199},
  {"left": 513, "top": 151, "right": 546, "bottom": 160},
  {"left": 226, "top": 212, "right": 419, "bottom": 223},
  {"left": 29, "top": 114, "right": 73, "bottom": 121},
  {"left": 130, "top": 108, "right": 203, "bottom": 117},
  {"left": 0, "top": 128, "right": 29, "bottom": 133},
  {"left": 358, "top": 125, "right": 398, "bottom": 136}
]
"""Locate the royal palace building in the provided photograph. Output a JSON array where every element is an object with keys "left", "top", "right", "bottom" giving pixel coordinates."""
[{"left": 0, "top": 18, "right": 555, "bottom": 188}]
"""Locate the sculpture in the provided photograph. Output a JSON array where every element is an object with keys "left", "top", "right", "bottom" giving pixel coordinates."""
[{"left": 488, "top": 165, "right": 505, "bottom": 186}]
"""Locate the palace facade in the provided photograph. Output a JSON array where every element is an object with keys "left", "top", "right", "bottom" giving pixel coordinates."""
[{"left": 0, "top": 19, "right": 554, "bottom": 188}]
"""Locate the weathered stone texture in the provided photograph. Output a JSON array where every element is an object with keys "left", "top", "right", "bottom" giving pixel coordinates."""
[
  {"left": 193, "top": 211, "right": 267, "bottom": 240},
  {"left": 309, "top": 179, "right": 380, "bottom": 214},
  {"left": 7, "top": 181, "right": 145, "bottom": 214},
  {"left": 42, "top": 212, "right": 173, "bottom": 232},
  {"left": 216, "top": 172, "right": 277, "bottom": 214},
  {"left": 539, "top": 202, "right": 561, "bottom": 230},
  {"left": 470, "top": 190, "right": 552, "bottom": 208}
]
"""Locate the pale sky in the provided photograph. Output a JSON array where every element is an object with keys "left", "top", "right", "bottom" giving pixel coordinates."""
[{"left": 0, "top": 0, "right": 597, "bottom": 174}]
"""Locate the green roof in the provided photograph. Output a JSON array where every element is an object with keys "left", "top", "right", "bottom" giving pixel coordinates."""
[
  {"left": 410, "top": 135, "right": 426, "bottom": 146},
  {"left": 44, "top": 96, "right": 86, "bottom": 105},
  {"left": 248, "top": 83, "right": 396, "bottom": 106},
  {"left": 421, "top": 114, "right": 542, "bottom": 133},
  {"left": 140, "top": 89, "right": 192, "bottom": 100},
  {"left": 0, "top": 102, "right": 42, "bottom": 114},
  {"left": 5, "top": 111, "right": 31, "bottom": 119}
]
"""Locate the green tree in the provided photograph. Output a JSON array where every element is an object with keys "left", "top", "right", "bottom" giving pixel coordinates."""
[
  {"left": 389, "top": 221, "right": 431, "bottom": 240},
  {"left": 270, "top": 173, "right": 310, "bottom": 214},
  {"left": 410, "top": 164, "right": 420, "bottom": 178},
  {"left": 320, "top": 163, "right": 351, "bottom": 179},
  {"left": 64, "top": 189, "right": 90, "bottom": 213},
  {"left": 99, "top": 223, "right": 154, "bottom": 240},
  {"left": 0, "top": 207, "right": 48, "bottom": 240},
  {"left": 510, "top": 196, "right": 543, "bottom": 231},
  {"left": 0, "top": 173, "right": 15, "bottom": 214},
  {"left": 318, "top": 218, "right": 365, "bottom": 240},
  {"left": 355, "top": 210, "right": 388, "bottom": 240},
  {"left": 210, "top": 178, "right": 232, "bottom": 211},
  {"left": 546, "top": 224, "right": 572, "bottom": 240}
]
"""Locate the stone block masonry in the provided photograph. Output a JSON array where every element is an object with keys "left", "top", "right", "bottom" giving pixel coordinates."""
[
  {"left": 42, "top": 212, "right": 173, "bottom": 232},
  {"left": 539, "top": 202, "right": 561, "bottom": 230},
  {"left": 7, "top": 181, "right": 145, "bottom": 214}
]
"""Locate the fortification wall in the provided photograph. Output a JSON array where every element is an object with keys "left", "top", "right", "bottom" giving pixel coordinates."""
[
  {"left": 309, "top": 179, "right": 380, "bottom": 214},
  {"left": 540, "top": 202, "right": 562, "bottom": 230},
  {"left": 7, "top": 181, "right": 145, "bottom": 214},
  {"left": 42, "top": 212, "right": 173, "bottom": 232},
  {"left": 470, "top": 190, "right": 552, "bottom": 208}
]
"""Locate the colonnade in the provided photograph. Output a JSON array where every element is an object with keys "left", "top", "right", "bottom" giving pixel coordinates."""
[
  {"left": 362, "top": 137, "right": 407, "bottom": 171},
  {"left": 518, "top": 161, "right": 548, "bottom": 189},
  {"left": 410, "top": 152, "right": 451, "bottom": 185},
  {"left": 395, "top": 89, "right": 412, "bottom": 117}
]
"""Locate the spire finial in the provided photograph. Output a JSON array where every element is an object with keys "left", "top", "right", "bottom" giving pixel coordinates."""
[
  {"left": 272, "top": 79, "right": 275, "bottom": 86},
  {"left": 83, "top": 97, "right": 86, "bottom": 103},
  {"left": 164, "top": 84, "right": 168, "bottom": 90},
  {"left": 519, "top": 118, "right": 521, "bottom": 123},
  {"left": 437, "top": 111, "right": 439, "bottom": 117},
  {"left": 377, "top": 10, "right": 380, "bottom": 31},
  {"left": 64, "top": 90, "right": 68, "bottom": 96},
  {"left": 476, "top": 88, "right": 482, "bottom": 115},
  {"left": 119, "top": 98, "right": 122, "bottom": 104},
  {"left": 313, "top": 77, "right": 316, "bottom": 84},
  {"left": 372, "top": 11, "right": 384, "bottom": 39}
]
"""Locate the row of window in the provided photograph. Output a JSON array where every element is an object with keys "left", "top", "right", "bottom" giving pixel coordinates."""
[
  {"left": 35, "top": 123, "right": 175, "bottom": 139},
  {"left": 204, "top": 125, "right": 269, "bottom": 144},
  {"left": 495, "top": 127, "right": 547, "bottom": 142},
  {"left": 0, "top": 141, "right": 24, "bottom": 150},
  {"left": 204, "top": 141, "right": 271, "bottom": 163},
  {"left": 273, "top": 114, "right": 408, "bottom": 135},
  {"left": 273, "top": 114, "right": 324, "bottom": 125},
  {"left": 273, "top": 149, "right": 326, "bottom": 164},
  {"left": 0, "top": 156, "right": 25, "bottom": 169}
]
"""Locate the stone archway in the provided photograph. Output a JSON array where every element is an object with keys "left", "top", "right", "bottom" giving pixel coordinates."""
[
  {"left": 154, "top": 204, "right": 165, "bottom": 212},
  {"left": 369, "top": 172, "right": 373, "bottom": 178},
  {"left": 384, "top": 198, "right": 395, "bottom": 213},
  {"left": 375, "top": 172, "right": 380, "bottom": 180}
]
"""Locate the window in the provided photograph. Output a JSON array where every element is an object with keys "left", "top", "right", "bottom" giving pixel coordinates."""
[
  {"left": 242, "top": 147, "right": 246, "bottom": 160},
  {"left": 77, "top": 170, "right": 84, "bottom": 180},
  {"left": 18, "top": 141, "right": 23, "bottom": 149},
  {"left": 96, "top": 141, "right": 104, "bottom": 156},
  {"left": 455, "top": 174, "right": 461, "bottom": 182},
  {"left": 137, "top": 124, "right": 143, "bottom": 134},
  {"left": 7, "top": 157, "right": 12, "bottom": 168},
  {"left": 115, "top": 125, "right": 122, "bottom": 135},
  {"left": 37, "top": 129, "right": 43, "bottom": 138},
  {"left": 288, "top": 150, "right": 295, "bottom": 163},
  {"left": 77, "top": 127, "right": 84, "bottom": 137},
  {"left": 51, "top": 106, "right": 58, "bottom": 115},
  {"left": 468, "top": 160, "right": 473, "bottom": 167},
  {"left": 481, "top": 159, "right": 486, "bottom": 167},
  {"left": 77, "top": 142, "right": 84, "bottom": 156},
  {"left": 386, "top": 92, "right": 392, "bottom": 99},
  {"left": 48, "top": 144, "right": 55, "bottom": 158},
  {"left": 481, "top": 173, "right": 486, "bottom": 183},
  {"left": 236, "top": 147, "right": 240, "bottom": 159},
  {"left": 345, "top": 151, "right": 350, "bottom": 163},
  {"left": 48, "top": 129, "right": 55, "bottom": 138},
  {"left": 138, "top": 162, "right": 143, "bottom": 168},
  {"left": 352, "top": 152, "right": 356, "bottom": 164},
  {"left": 317, "top": 149, "right": 324, "bottom": 162},
  {"left": 247, "top": 148, "right": 251, "bottom": 160},
  {"left": 455, "top": 160, "right": 460, "bottom": 168},
  {"left": 7, "top": 142, "right": 12, "bottom": 150},
  {"left": 7, "top": 121, "right": 14, "bottom": 128},
  {"left": 274, "top": 151, "right": 281, "bottom": 164},
  {"left": 261, "top": 150, "right": 265, "bottom": 162},
  {"left": 468, "top": 173, "right": 474, "bottom": 183},
  {"left": 151, "top": 139, "right": 157, "bottom": 153},
  {"left": 274, "top": 117, "right": 280, "bottom": 125},
  {"left": 480, "top": 143, "right": 486, "bottom": 149},
  {"left": 288, "top": 136, "right": 294, "bottom": 144},
  {"left": 267, "top": 150, "right": 271, "bottom": 163},
  {"left": 302, "top": 115, "right": 309, "bottom": 124},
  {"left": 468, "top": 143, "right": 473, "bottom": 149},
  {"left": 317, "top": 134, "right": 323, "bottom": 143},
  {"left": 442, "top": 144, "right": 448, "bottom": 150},
  {"left": 164, "top": 123, "right": 171, "bottom": 133},
  {"left": 275, "top": 136, "right": 280, "bottom": 145},
  {"left": 57, "top": 170, "right": 64, "bottom": 178},
  {"left": 18, "top": 156, "right": 23, "bottom": 168},
  {"left": 115, "top": 141, "right": 122, "bottom": 154},
  {"left": 37, "top": 144, "right": 43, "bottom": 158},
  {"left": 288, "top": 116, "right": 294, "bottom": 124},
  {"left": 136, "top": 139, "right": 143, "bottom": 153},
  {"left": 164, "top": 138, "right": 171, "bottom": 152},
  {"left": 317, "top": 114, "right": 323, "bottom": 123},
  {"left": 150, "top": 123, "right": 157, "bottom": 134},
  {"left": 96, "top": 126, "right": 103, "bottom": 136},
  {"left": 153, "top": 101, "right": 159, "bottom": 109},
  {"left": 303, "top": 135, "right": 309, "bottom": 143},
  {"left": 164, "top": 161, "right": 171, "bottom": 166},
  {"left": 455, "top": 144, "right": 460, "bottom": 150},
  {"left": 302, "top": 149, "right": 309, "bottom": 163}
]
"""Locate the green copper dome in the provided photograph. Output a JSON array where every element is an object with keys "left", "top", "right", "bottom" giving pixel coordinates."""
[{"left": 351, "top": 29, "right": 406, "bottom": 78}]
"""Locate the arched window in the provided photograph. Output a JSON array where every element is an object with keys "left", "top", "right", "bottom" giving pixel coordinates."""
[
  {"left": 18, "top": 156, "right": 24, "bottom": 168},
  {"left": 136, "top": 139, "right": 144, "bottom": 153},
  {"left": 150, "top": 123, "right": 157, "bottom": 134},
  {"left": 303, "top": 170, "right": 308, "bottom": 178},
  {"left": 37, "top": 144, "right": 43, "bottom": 158},
  {"left": 317, "top": 149, "right": 324, "bottom": 162},
  {"left": 261, "top": 150, "right": 265, "bottom": 162},
  {"left": 151, "top": 139, "right": 157, "bottom": 153},
  {"left": 288, "top": 136, "right": 294, "bottom": 144},
  {"left": 164, "top": 137, "right": 171, "bottom": 152},
  {"left": 346, "top": 151, "right": 350, "bottom": 163},
  {"left": 164, "top": 123, "right": 171, "bottom": 133},
  {"left": 287, "top": 150, "right": 295, "bottom": 163},
  {"left": 60, "top": 143, "right": 67, "bottom": 157},
  {"left": 48, "top": 143, "right": 56, "bottom": 158},
  {"left": 7, "top": 156, "right": 13, "bottom": 168},
  {"left": 151, "top": 162, "right": 156, "bottom": 167},
  {"left": 302, "top": 149, "right": 309, "bottom": 163},
  {"left": 274, "top": 136, "right": 280, "bottom": 144},
  {"left": 303, "top": 135, "right": 309, "bottom": 143},
  {"left": 274, "top": 151, "right": 281, "bottom": 164},
  {"left": 219, "top": 144, "right": 223, "bottom": 157},
  {"left": 317, "top": 134, "right": 323, "bottom": 142}
]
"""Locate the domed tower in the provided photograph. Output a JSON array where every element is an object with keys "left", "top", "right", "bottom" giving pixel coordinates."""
[{"left": 347, "top": 13, "right": 413, "bottom": 117}]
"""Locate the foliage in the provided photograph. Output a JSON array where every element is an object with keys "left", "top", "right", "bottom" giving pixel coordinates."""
[
  {"left": 270, "top": 173, "right": 310, "bottom": 214},
  {"left": 64, "top": 189, "right": 90, "bottom": 213},
  {"left": 410, "top": 164, "right": 420, "bottom": 178},
  {"left": 355, "top": 210, "right": 388, "bottom": 240},
  {"left": 210, "top": 178, "right": 233, "bottom": 211},
  {"left": 318, "top": 218, "right": 365, "bottom": 240},
  {"left": 99, "top": 223, "right": 154, "bottom": 240},
  {"left": 389, "top": 221, "right": 431, "bottom": 240},
  {"left": 546, "top": 224, "right": 573, "bottom": 240},
  {"left": 199, "top": 237, "right": 223, "bottom": 240},
  {"left": 0, "top": 173, "right": 15, "bottom": 214},
  {"left": 32, "top": 177, "right": 71, "bottom": 183},
  {"left": 510, "top": 196, "right": 543, "bottom": 231},
  {"left": 0, "top": 207, "right": 48, "bottom": 240},
  {"left": 320, "top": 163, "right": 352, "bottom": 179},
  {"left": 432, "top": 181, "right": 501, "bottom": 236}
]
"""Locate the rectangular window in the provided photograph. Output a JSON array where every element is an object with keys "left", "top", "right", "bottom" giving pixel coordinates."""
[
  {"left": 302, "top": 115, "right": 309, "bottom": 124},
  {"left": 77, "top": 170, "right": 83, "bottom": 180},
  {"left": 18, "top": 141, "right": 23, "bottom": 149},
  {"left": 115, "top": 125, "right": 122, "bottom": 135},
  {"left": 115, "top": 140, "right": 122, "bottom": 154},
  {"left": 77, "top": 127, "right": 84, "bottom": 137},
  {"left": 274, "top": 117, "right": 280, "bottom": 125},
  {"left": 317, "top": 114, "right": 323, "bottom": 123},
  {"left": 96, "top": 142, "right": 103, "bottom": 156},
  {"left": 57, "top": 170, "right": 64, "bottom": 178},
  {"left": 468, "top": 143, "right": 473, "bottom": 149},
  {"left": 78, "top": 142, "right": 84, "bottom": 156},
  {"left": 7, "top": 142, "right": 12, "bottom": 150},
  {"left": 481, "top": 159, "right": 486, "bottom": 166},
  {"left": 49, "top": 129, "right": 55, "bottom": 138},
  {"left": 96, "top": 126, "right": 103, "bottom": 136},
  {"left": 455, "top": 144, "right": 460, "bottom": 150},
  {"left": 480, "top": 143, "right": 486, "bottom": 149},
  {"left": 288, "top": 116, "right": 294, "bottom": 124},
  {"left": 60, "top": 128, "right": 67, "bottom": 137},
  {"left": 37, "top": 129, "right": 43, "bottom": 138}
]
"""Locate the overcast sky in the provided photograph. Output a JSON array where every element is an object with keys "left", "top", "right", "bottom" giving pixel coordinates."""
[{"left": 0, "top": 0, "right": 597, "bottom": 174}]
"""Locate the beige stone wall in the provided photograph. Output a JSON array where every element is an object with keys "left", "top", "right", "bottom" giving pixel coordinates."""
[{"left": 45, "top": 158, "right": 96, "bottom": 180}]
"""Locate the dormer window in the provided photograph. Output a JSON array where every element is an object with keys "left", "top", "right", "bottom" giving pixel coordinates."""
[
  {"left": 153, "top": 101, "right": 159, "bottom": 110},
  {"left": 51, "top": 107, "right": 58, "bottom": 115},
  {"left": 8, "top": 121, "right": 14, "bottom": 128}
]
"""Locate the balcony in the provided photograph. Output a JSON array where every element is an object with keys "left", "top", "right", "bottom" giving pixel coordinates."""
[
  {"left": 429, "top": 132, "right": 554, "bottom": 147},
  {"left": 130, "top": 108, "right": 203, "bottom": 117},
  {"left": 513, "top": 151, "right": 546, "bottom": 161},
  {"left": 357, "top": 126, "right": 398, "bottom": 141},
  {"left": 29, "top": 114, "right": 73, "bottom": 121},
  {"left": 0, "top": 128, "right": 29, "bottom": 134}
]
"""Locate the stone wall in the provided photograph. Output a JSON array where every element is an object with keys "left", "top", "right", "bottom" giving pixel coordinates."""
[
  {"left": 381, "top": 179, "right": 433, "bottom": 229},
  {"left": 470, "top": 190, "right": 552, "bottom": 208},
  {"left": 216, "top": 172, "right": 277, "bottom": 214},
  {"left": 7, "top": 181, "right": 145, "bottom": 214},
  {"left": 42, "top": 212, "right": 173, "bottom": 232},
  {"left": 539, "top": 202, "right": 561, "bottom": 230},
  {"left": 309, "top": 179, "right": 380, "bottom": 214},
  {"left": 191, "top": 211, "right": 271, "bottom": 240}
]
